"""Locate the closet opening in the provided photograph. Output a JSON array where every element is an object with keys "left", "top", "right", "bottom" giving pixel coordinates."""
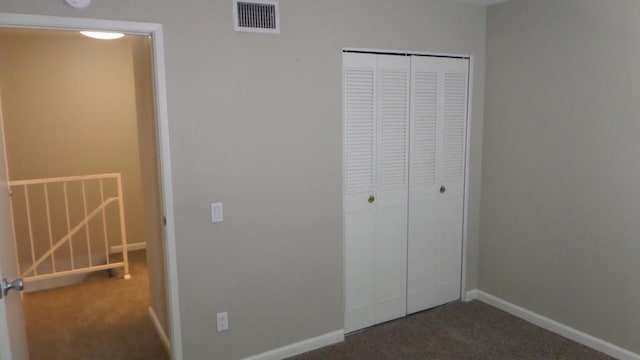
[{"left": 342, "top": 49, "right": 472, "bottom": 333}]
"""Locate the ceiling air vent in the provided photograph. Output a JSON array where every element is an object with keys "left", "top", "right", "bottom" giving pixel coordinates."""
[{"left": 233, "top": 0, "right": 280, "bottom": 34}]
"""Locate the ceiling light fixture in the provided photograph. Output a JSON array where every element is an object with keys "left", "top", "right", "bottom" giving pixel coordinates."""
[{"left": 80, "top": 31, "right": 125, "bottom": 40}]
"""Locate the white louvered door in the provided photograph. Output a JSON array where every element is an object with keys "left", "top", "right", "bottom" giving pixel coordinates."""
[
  {"left": 344, "top": 52, "right": 468, "bottom": 332},
  {"left": 343, "top": 53, "right": 409, "bottom": 333},
  {"left": 344, "top": 53, "right": 377, "bottom": 333},
  {"left": 374, "top": 55, "right": 410, "bottom": 325},
  {"left": 407, "top": 56, "right": 468, "bottom": 314}
]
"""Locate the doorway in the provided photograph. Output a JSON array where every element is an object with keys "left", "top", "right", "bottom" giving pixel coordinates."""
[
  {"left": 0, "top": 27, "right": 167, "bottom": 360},
  {"left": 0, "top": 14, "right": 179, "bottom": 359}
]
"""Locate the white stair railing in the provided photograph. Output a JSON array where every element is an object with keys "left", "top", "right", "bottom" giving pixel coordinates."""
[{"left": 9, "top": 173, "right": 130, "bottom": 283}]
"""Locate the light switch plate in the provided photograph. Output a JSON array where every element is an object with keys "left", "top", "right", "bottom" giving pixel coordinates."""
[
  {"left": 211, "top": 203, "right": 223, "bottom": 223},
  {"left": 217, "top": 312, "right": 229, "bottom": 331}
]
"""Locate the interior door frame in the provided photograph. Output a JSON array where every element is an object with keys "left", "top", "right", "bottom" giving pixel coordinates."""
[
  {"left": 0, "top": 13, "right": 183, "bottom": 360},
  {"left": 341, "top": 47, "right": 475, "bottom": 306}
]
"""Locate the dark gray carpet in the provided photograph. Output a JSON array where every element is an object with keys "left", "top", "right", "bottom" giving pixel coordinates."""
[
  {"left": 289, "top": 301, "right": 613, "bottom": 360},
  {"left": 23, "top": 250, "right": 169, "bottom": 360}
]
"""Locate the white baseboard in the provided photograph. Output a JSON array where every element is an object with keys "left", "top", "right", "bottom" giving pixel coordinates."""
[
  {"left": 467, "top": 289, "right": 640, "bottom": 360},
  {"left": 464, "top": 289, "right": 479, "bottom": 301},
  {"left": 241, "top": 329, "right": 344, "bottom": 360},
  {"left": 148, "top": 307, "right": 171, "bottom": 353},
  {"left": 109, "top": 241, "right": 146, "bottom": 254}
]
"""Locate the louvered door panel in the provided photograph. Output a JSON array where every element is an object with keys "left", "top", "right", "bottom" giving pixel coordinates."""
[
  {"left": 408, "top": 56, "right": 445, "bottom": 314},
  {"left": 343, "top": 53, "right": 377, "bottom": 333},
  {"left": 409, "top": 71, "right": 438, "bottom": 186},
  {"left": 440, "top": 72, "right": 467, "bottom": 181},
  {"left": 374, "top": 55, "right": 409, "bottom": 326},
  {"left": 378, "top": 69, "right": 409, "bottom": 191},
  {"left": 431, "top": 60, "right": 468, "bottom": 308},
  {"left": 344, "top": 68, "right": 375, "bottom": 195},
  {"left": 408, "top": 56, "right": 468, "bottom": 314}
]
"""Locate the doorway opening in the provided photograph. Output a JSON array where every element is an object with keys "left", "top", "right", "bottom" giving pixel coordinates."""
[{"left": 0, "top": 27, "right": 169, "bottom": 359}]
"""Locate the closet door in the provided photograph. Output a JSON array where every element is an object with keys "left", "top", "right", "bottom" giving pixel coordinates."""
[
  {"left": 374, "top": 55, "right": 409, "bottom": 325},
  {"left": 407, "top": 56, "right": 468, "bottom": 314},
  {"left": 343, "top": 53, "right": 409, "bottom": 333},
  {"left": 344, "top": 53, "right": 377, "bottom": 333}
]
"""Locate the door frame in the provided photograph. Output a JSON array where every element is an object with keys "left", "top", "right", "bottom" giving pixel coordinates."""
[
  {"left": 341, "top": 47, "right": 475, "bottom": 306},
  {"left": 0, "top": 13, "right": 183, "bottom": 360}
]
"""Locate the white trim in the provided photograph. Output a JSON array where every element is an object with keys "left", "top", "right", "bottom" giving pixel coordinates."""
[
  {"left": 151, "top": 23, "right": 184, "bottom": 360},
  {"left": 460, "top": 54, "right": 474, "bottom": 302},
  {"left": 110, "top": 241, "right": 146, "bottom": 254},
  {"left": 148, "top": 307, "right": 171, "bottom": 353},
  {"left": 241, "top": 330, "right": 344, "bottom": 360},
  {"left": 342, "top": 47, "right": 470, "bottom": 59},
  {"left": 0, "top": 13, "right": 183, "bottom": 360},
  {"left": 0, "top": 13, "right": 157, "bottom": 34},
  {"left": 464, "top": 289, "right": 479, "bottom": 301},
  {"left": 340, "top": 53, "right": 347, "bottom": 340},
  {"left": 0, "top": 91, "right": 21, "bottom": 290},
  {"left": 471, "top": 290, "right": 640, "bottom": 360}
]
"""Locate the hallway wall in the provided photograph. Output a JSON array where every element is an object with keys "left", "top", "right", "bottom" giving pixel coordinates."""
[{"left": 0, "top": 29, "right": 147, "bottom": 251}]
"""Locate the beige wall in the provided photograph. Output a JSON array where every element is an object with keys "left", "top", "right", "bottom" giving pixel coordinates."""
[
  {"left": 0, "top": 2, "right": 487, "bottom": 359},
  {"left": 0, "top": 29, "right": 147, "bottom": 250},
  {"left": 482, "top": 0, "right": 640, "bottom": 353}
]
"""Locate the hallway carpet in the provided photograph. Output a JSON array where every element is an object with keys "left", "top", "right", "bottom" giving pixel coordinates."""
[
  {"left": 23, "top": 250, "right": 169, "bottom": 360},
  {"left": 289, "top": 301, "right": 613, "bottom": 360}
]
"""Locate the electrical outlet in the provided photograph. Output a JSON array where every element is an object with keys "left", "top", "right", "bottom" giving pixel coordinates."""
[{"left": 217, "top": 312, "right": 229, "bottom": 332}]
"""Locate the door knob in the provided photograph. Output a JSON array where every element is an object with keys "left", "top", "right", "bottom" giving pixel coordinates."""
[
  {"left": 439, "top": 185, "right": 446, "bottom": 194},
  {"left": 1, "top": 278, "right": 24, "bottom": 298},
  {"left": 368, "top": 195, "right": 375, "bottom": 203}
]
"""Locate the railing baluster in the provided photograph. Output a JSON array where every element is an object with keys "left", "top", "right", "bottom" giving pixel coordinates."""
[
  {"left": 117, "top": 174, "right": 130, "bottom": 279},
  {"left": 44, "top": 183, "right": 56, "bottom": 273},
  {"left": 21, "top": 197, "right": 118, "bottom": 277},
  {"left": 63, "top": 182, "right": 74, "bottom": 270},
  {"left": 24, "top": 185, "right": 37, "bottom": 276},
  {"left": 81, "top": 180, "right": 92, "bottom": 267},
  {"left": 100, "top": 179, "right": 109, "bottom": 265},
  {"left": 8, "top": 185, "right": 22, "bottom": 277},
  {"left": 9, "top": 173, "right": 129, "bottom": 283}
]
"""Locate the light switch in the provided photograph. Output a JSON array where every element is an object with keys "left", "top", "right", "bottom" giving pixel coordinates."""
[
  {"left": 211, "top": 203, "right": 223, "bottom": 223},
  {"left": 217, "top": 312, "right": 229, "bottom": 331}
]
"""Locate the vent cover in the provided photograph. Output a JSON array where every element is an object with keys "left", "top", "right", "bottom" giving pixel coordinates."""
[{"left": 233, "top": 0, "right": 280, "bottom": 34}]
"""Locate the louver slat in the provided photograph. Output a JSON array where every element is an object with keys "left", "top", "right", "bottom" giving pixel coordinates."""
[
  {"left": 378, "top": 70, "right": 409, "bottom": 190},
  {"left": 441, "top": 72, "right": 467, "bottom": 181},
  {"left": 238, "top": 2, "right": 275, "bottom": 28},
  {"left": 410, "top": 71, "right": 438, "bottom": 186},
  {"left": 345, "top": 69, "right": 375, "bottom": 194}
]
